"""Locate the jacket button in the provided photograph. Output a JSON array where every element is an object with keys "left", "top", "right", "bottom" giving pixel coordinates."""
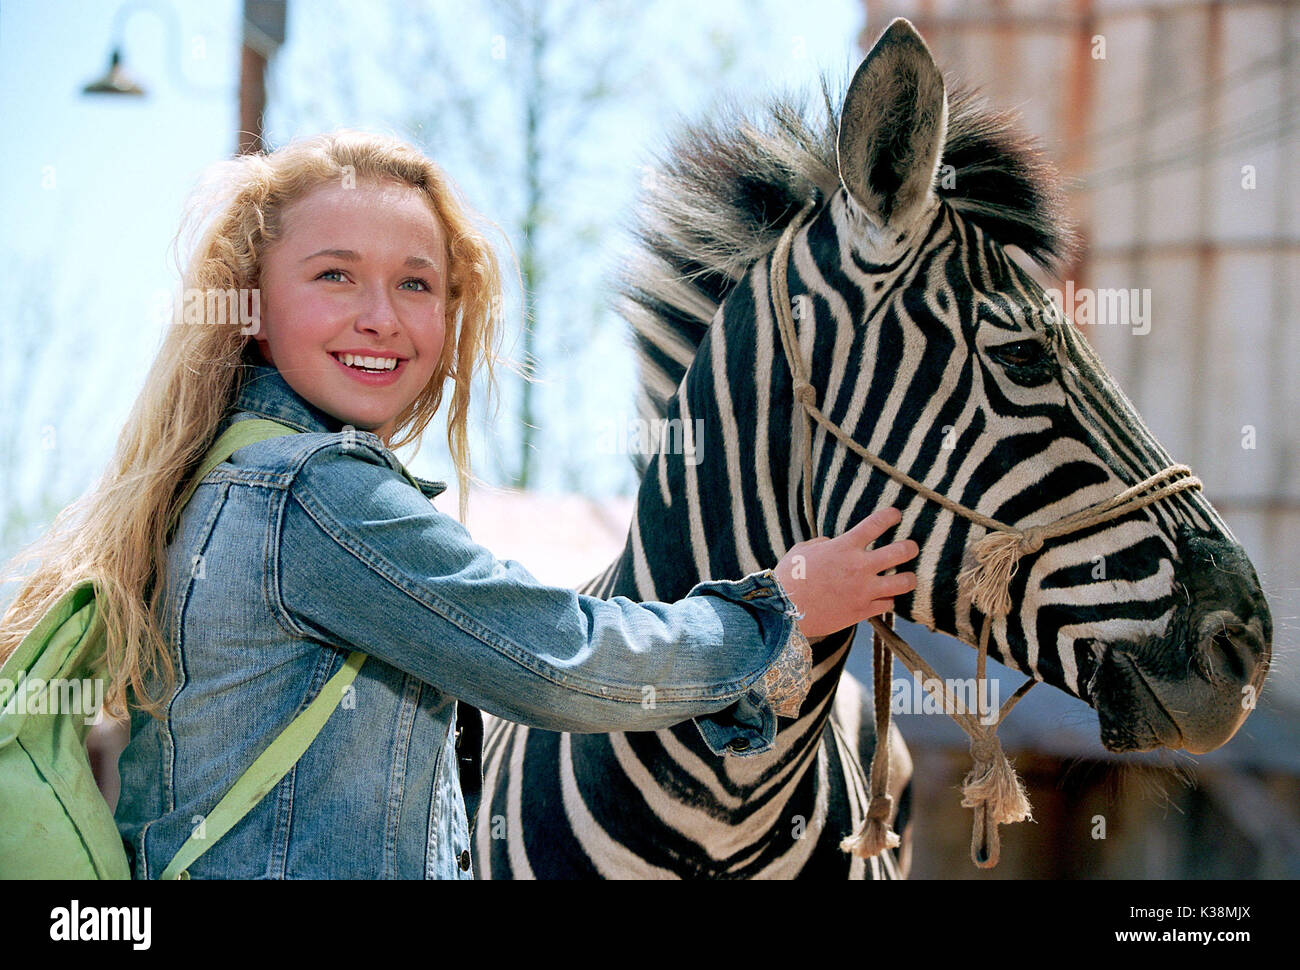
[
  {"left": 727, "top": 737, "right": 750, "bottom": 752},
  {"left": 458, "top": 850, "right": 472, "bottom": 871}
]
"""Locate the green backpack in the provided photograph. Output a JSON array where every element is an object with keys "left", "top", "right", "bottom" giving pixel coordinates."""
[{"left": 0, "top": 417, "right": 402, "bottom": 879}]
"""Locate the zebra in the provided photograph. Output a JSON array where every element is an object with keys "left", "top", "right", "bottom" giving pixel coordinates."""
[{"left": 470, "top": 18, "right": 1273, "bottom": 879}]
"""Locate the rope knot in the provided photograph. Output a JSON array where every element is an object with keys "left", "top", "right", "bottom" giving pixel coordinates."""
[
  {"left": 961, "top": 728, "right": 1033, "bottom": 869},
  {"left": 840, "top": 795, "right": 901, "bottom": 859},
  {"left": 969, "top": 733, "right": 1001, "bottom": 766},
  {"left": 963, "top": 731, "right": 1031, "bottom": 825},
  {"left": 865, "top": 793, "right": 894, "bottom": 822},
  {"left": 957, "top": 526, "right": 1046, "bottom": 617},
  {"left": 1018, "top": 527, "right": 1046, "bottom": 555},
  {"left": 792, "top": 380, "right": 817, "bottom": 408}
]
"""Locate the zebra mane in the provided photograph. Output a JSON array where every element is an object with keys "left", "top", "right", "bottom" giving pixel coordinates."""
[{"left": 617, "top": 74, "right": 1079, "bottom": 470}]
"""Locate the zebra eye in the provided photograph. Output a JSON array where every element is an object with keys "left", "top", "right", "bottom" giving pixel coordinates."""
[
  {"left": 988, "top": 338, "right": 1056, "bottom": 387},
  {"left": 990, "top": 339, "right": 1046, "bottom": 367}
]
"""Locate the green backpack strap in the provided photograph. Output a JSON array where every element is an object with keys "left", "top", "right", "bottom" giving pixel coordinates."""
[
  {"left": 168, "top": 418, "right": 305, "bottom": 534},
  {"left": 159, "top": 650, "right": 365, "bottom": 880}
]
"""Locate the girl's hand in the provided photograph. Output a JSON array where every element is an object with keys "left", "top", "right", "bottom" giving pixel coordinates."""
[{"left": 773, "top": 508, "right": 918, "bottom": 639}]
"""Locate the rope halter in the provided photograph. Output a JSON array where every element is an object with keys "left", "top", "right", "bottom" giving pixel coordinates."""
[{"left": 768, "top": 199, "right": 1203, "bottom": 868}]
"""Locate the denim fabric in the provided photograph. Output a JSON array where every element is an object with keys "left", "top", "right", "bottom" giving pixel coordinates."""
[{"left": 114, "top": 361, "right": 806, "bottom": 879}]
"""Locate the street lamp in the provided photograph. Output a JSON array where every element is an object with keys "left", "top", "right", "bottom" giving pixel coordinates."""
[
  {"left": 80, "top": 0, "right": 226, "bottom": 100},
  {"left": 82, "top": 48, "right": 146, "bottom": 97},
  {"left": 81, "top": 0, "right": 286, "bottom": 155}
]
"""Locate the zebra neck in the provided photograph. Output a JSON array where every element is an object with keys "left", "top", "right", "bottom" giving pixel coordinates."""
[
  {"left": 595, "top": 270, "right": 858, "bottom": 802},
  {"left": 618, "top": 273, "right": 803, "bottom": 603}
]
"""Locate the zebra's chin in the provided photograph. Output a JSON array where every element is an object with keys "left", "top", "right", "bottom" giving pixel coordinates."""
[
  {"left": 1053, "top": 526, "right": 1273, "bottom": 755},
  {"left": 1091, "top": 644, "right": 1190, "bottom": 754},
  {"left": 1088, "top": 612, "right": 1269, "bottom": 755}
]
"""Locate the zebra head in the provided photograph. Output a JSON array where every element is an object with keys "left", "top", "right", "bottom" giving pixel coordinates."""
[{"left": 784, "top": 18, "right": 1271, "bottom": 755}]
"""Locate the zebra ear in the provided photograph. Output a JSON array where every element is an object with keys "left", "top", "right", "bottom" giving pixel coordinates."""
[{"left": 836, "top": 18, "right": 948, "bottom": 234}]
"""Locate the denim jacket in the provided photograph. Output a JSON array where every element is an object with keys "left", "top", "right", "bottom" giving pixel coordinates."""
[{"left": 114, "top": 361, "right": 810, "bottom": 879}]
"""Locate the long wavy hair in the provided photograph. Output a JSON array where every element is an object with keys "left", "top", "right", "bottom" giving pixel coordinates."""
[{"left": 0, "top": 130, "right": 523, "bottom": 721}]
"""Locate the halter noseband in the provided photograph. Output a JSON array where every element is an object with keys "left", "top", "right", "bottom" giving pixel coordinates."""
[{"left": 768, "top": 199, "right": 1202, "bottom": 868}]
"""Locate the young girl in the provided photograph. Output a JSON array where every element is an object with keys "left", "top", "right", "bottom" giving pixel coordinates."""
[{"left": 0, "top": 130, "right": 917, "bottom": 879}]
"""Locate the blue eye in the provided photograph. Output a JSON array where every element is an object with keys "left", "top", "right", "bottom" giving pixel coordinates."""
[{"left": 315, "top": 270, "right": 429, "bottom": 291}]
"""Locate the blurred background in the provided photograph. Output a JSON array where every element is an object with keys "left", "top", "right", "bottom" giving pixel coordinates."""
[{"left": 1, "top": 0, "right": 1295, "bottom": 878}]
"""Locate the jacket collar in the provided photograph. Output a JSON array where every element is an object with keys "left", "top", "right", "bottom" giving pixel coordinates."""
[{"left": 229, "top": 358, "right": 449, "bottom": 500}]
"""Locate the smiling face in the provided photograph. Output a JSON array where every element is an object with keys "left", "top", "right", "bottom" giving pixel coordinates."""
[{"left": 253, "top": 178, "right": 448, "bottom": 444}]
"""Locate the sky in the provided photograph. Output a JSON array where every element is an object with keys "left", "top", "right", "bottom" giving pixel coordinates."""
[{"left": 1, "top": 0, "right": 249, "bottom": 540}]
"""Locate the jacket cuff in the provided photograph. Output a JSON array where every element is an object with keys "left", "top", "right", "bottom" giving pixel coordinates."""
[{"left": 684, "top": 569, "right": 812, "bottom": 757}]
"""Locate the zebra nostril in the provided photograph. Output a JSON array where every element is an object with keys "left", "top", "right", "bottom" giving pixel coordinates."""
[
  {"left": 1194, "top": 611, "right": 1254, "bottom": 685},
  {"left": 1209, "top": 630, "right": 1247, "bottom": 683}
]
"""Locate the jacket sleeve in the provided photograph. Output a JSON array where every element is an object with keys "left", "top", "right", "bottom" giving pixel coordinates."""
[{"left": 274, "top": 438, "right": 811, "bottom": 756}]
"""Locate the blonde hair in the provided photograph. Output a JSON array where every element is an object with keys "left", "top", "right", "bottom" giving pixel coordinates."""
[{"left": 0, "top": 129, "right": 523, "bottom": 721}]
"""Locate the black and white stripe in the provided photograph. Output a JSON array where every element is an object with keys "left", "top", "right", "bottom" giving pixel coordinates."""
[{"left": 472, "top": 20, "right": 1254, "bottom": 878}]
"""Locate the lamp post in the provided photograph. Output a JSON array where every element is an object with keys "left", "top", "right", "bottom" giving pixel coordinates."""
[
  {"left": 81, "top": 0, "right": 287, "bottom": 156},
  {"left": 238, "top": 1, "right": 287, "bottom": 155},
  {"left": 82, "top": 48, "right": 146, "bottom": 96}
]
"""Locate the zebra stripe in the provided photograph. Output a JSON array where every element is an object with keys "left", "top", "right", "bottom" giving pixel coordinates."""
[{"left": 471, "top": 39, "right": 1242, "bottom": 878}]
